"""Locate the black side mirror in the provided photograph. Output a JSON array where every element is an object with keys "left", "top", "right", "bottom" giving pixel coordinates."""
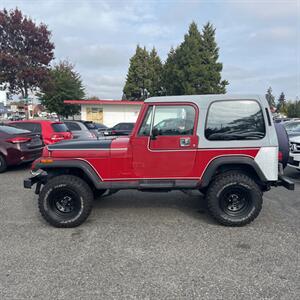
[{"left": 151, "top": 127, "right": 159, "bottom": 140}]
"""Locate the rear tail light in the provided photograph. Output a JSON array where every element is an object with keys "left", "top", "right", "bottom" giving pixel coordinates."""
[
  {"left": 51, "top": 134, "right": 65, "bottom": 141},
  {"left": 6, "top": 137, "right": 32, "bottom": 144},
  {"left": 278, "top": 151, "right": 283, "bottom": 161}
]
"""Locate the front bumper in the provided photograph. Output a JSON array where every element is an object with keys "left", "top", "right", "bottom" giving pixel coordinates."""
[{"left": 24, "top": 172, "right": 47, "bottom": 194}]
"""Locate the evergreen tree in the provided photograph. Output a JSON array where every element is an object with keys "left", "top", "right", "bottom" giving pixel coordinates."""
[
  {"left": 123, "top": 45, "right": 150, "bottom": 100},
  {"left": 176, "top": 21, "right": 204, "bottom": 94},
  {"left": 286, "top": 100, "right": 300, "bottom": 118},
  {"left": 265, "top": 87, "right": 276, "bottom": 108},
  {"left": 162, "top": 47, "right": 181, "bottom": 95},
  {"left": 148, "top": 47, "right": 163, "bottom": 96},
  {"left": 277, "top": 92, "right": 286, "bottom": 113},
  {"left": 40, "top": 61, "right": 84, "bottom": 118},
  {"left": 162, "top": 21, "right": 228, "bottom": 95},
  {"left": 201, "top": 22, "right": 228, "bottom": 93}
]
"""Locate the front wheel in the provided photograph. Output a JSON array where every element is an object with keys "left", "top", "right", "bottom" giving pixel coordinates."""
[
  {"left": 206, "top": 172, "right": 263, "bottom": 226},
  {"left": 38, "top": 175, "right": 93, "bottom": 228}
]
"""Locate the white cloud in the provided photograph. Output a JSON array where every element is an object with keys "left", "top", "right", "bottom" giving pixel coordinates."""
[
  {"left": 230, "top": 0, "right": 299, "bottom": 20},
  {"left": 138, "top": 23, "right": 171, "bottom": 38},
  {"left": 1, "top": 0, "right": 299, "bottom": 99},
  {"left": 249, "top": 26, "right": 296, "bottom": 42}
]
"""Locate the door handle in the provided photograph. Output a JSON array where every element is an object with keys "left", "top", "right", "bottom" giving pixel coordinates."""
[{"left": 180, "top": 137, "right": 191, "bottom": 147}]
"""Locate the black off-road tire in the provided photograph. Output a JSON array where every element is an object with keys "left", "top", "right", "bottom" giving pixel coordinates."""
[
  {"left": 0, "top": 154, "right": 7, "bottom": 173},
  {"left": 275, "top": 123, "right": 289, "bottom": 168},
  {"left": 206, "top": 171, "right": 263, "bottom": 226},
  {"left": 38, "top": 175, "right": 93, "bottom": 228}
]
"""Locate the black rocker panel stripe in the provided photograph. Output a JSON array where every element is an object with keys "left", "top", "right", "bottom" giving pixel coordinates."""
[{"left": 48, "top": 139, "right": 112, "bottom": 150}]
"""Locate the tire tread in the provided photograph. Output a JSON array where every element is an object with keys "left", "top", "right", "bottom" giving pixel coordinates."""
[
  {"left": 38, "top": 175, "right": 93, "bottom": 228},
  {"left": 206, "top": 171, "right": 263, "bottom": 226}
]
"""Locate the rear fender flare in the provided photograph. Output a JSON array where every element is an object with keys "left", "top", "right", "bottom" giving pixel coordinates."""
[{"left": 199, "top": 156, "right": 268, "bottom": 188}]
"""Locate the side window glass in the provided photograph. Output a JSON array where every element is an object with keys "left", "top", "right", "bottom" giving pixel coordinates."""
[
  {"left": 13, "top": 123, "right": 38, "bottom": 132},
  {"left": 65, "top": 122, "right": 81, "bottom": 131},
  {"left": 153, "top": 105, "right": 195, "bottom": 136},
  {"left": 138, "top": 106, "right": 153, "bottom": 136},
  {"left": 34, "top": 124, "right": 42, "bottom": 133},
  {"left": 205, "top": 100, "right": 266, "bottom": 140}
]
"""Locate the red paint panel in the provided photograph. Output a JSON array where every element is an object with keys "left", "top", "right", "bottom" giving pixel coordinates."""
[
  {"left": 111, "top": 137, "right": 130, "bottom": 149},
  {"left": 194, "top": 148, "right": 260, "bottom": 178},
  {"left": 37, "top": 147, "right": 260, "bottom": 181},
  {"left": 50, "top": 149, "right": 110, "bottom": 158},
  {"left": 150, "top": 135, "right": 198, "bottom": 150}
]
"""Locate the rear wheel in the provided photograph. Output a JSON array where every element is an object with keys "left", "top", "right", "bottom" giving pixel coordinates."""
[
  {"left": 38, "top": 175, "right": 93, "bottom": 228},
  {"left": 0, "top": 155, "right": 7, "bottom": 173},
  {"left": 206, "top": 172, "right": 263, "bottom": 226}
]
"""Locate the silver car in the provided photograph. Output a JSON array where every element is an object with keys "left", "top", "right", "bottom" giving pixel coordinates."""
[{"left": 64, "top": 121, "right": 96, "bottom": 140}]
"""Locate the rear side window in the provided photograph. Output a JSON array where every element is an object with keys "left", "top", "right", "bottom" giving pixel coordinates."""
[
  {"left": 0, "top": 125, "right": 30, "bottom": 134},
  {"left": 65, "top": 122, "right": 81, "bottom": 131},
  {"left": 94, "top": 123, "right": 107, "bottom": 129},
  {"left": 51, "top": 123, "right": 69, "bottom": 132},
  {"left": 11, "top": 122, "right": 41, "bottom": 133},
  {"left": 121, "top": 123, "right": 134, "bottom": 130},
  {"left": 84, "top": 122, "right": 96, "bottom": 129},
  {"left": 205, "top": 100, "right": 266, "bottom": 141}
]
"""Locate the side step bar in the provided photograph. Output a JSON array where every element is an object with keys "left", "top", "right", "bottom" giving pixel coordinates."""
[{"left": 276, "top": 175, "right": 295, "bottom": 190}]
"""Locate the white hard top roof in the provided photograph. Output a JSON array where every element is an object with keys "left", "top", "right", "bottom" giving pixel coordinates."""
[{"left": 145, "top": 94, "right": 265, "bottom": 108}]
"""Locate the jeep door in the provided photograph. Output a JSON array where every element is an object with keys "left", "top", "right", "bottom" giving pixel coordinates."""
[{"left": 132, "top": 103, "right": 198, "bottom": 178}]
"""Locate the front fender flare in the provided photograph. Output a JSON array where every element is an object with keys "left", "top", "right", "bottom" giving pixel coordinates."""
[{"left": 33, "top": 159, "right": 105, "bottom": 189}]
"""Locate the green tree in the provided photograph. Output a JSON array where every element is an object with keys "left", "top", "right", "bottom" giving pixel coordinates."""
[
  {"left": 265, "top": 87, "right": 276, "bottom": 108},
  {"left": 162, "top": 47, "right": 181, "bottom": 95},
  {"left": 148, "top": 47, "right": 163, "bottom": 96},
  {"left": 163, "top": 22, "right": 203, "bottom": 95},
  {"left": 162, "top": 21, "right": 228, "bottom": 95},
  {"left": 286, "top": 100, "right": 300, "bottom": 118},
  {"left": 277, "top": 92, "right": 287, "bottom": 113},
  {"left": 200, "top": 22, "right": 228, "bottom": 93},
  {"left": 123, "top": 45, "right": 150, "bottom": 100},
  {"left": 40, "top": 61, "right": 85, "bottom": 118}
]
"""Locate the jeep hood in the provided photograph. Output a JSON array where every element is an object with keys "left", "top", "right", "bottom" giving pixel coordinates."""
[
  {"left": 44, "top": 137, "right": 130, "bottom": 158},
  {"left": 47, "top": 139, "right": 113, "bottom": 151}
]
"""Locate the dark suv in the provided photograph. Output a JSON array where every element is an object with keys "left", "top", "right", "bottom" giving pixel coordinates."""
[{"left": 103, "top": 122, "right": 135, "bottom": 136}]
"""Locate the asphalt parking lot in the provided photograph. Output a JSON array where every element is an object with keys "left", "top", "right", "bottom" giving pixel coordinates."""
[{"left": 0, "top": 166, "right": 299, "bottom": 299}]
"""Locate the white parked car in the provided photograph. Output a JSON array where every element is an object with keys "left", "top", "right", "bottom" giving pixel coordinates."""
[{"left": 288, "top": 136, "right": 300, "bottom": 171}]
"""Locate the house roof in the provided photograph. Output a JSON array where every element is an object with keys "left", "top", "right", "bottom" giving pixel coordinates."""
[{"left": 64, "top": 100, "right": 144, "bottom": 105}]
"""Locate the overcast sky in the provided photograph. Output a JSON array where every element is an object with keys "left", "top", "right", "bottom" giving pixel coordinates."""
[{"left": 2, "top": 0, "right": 300, "bottom": 100}]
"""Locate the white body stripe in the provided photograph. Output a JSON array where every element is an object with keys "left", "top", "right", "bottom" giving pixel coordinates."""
[{"left": 254, "top": 146, "right": 278, "bottom": 181}]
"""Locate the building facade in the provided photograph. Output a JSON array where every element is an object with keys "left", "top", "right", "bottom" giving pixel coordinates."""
[{"left": 64, "top": 100, "right": 143, "bottom": 127}]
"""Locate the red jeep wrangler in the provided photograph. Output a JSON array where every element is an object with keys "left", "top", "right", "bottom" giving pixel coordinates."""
[{"left": 24, "top": 95, "right": 294, "bottom": 227}]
